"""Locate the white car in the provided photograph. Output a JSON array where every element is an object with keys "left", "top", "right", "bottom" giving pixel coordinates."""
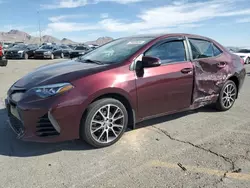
[{"left": 233, "top": 49, "right": 250, "bottom": 64}]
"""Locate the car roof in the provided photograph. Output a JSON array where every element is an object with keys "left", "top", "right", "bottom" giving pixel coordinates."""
[{"left": 121, "top": 33, "right": 213, "bottom": 41}]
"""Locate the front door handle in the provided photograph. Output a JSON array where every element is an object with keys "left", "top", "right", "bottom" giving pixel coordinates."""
[{"left": 181, "top": 68, "right": 192, "bottom": 74}]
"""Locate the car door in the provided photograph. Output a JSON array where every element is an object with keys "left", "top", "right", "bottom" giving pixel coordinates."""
[
  {"left": 187, "top": 38, "right": 228, "bottom": 105},
  {"left": 53, "top": 46, "right": 60, "bottom": 56},
  {"left": 135, "top": 38, "right": 194, "bottom": 119}
]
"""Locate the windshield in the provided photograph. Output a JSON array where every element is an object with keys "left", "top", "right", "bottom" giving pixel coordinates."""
[
  {"left": 79, "top": 37, "right": 154, "bottom": 63},
  {"left": 60, "top": 46, "right": 70, "bottom": 49},
  {"left": 28, "top": 44, "right": 38, "bottom": 48},
  {"left": 75, "top": 46, "right": 89, "bottom": 50},
  {"left": 40, "top": 45, "right": 54, "bottom": 50},
  {"left": 12, "top": 44, "right": 27, "bottom": 49},
  {"left": 238, "top": 49, "right": 250, "bottom": 53}
]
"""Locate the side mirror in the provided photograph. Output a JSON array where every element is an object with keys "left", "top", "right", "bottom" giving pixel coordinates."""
[{"left": 135, "top": 56, "right": 161, "bottom": 71}]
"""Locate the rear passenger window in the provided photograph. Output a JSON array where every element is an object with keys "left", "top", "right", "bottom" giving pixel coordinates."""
[
  {"left": 144, "top": 41, "right": 186, "bottom": 64},
  {"left": 189, "top": 39, "right": 214, "bottom": 59},
  {"left": 213, "top": 44, "right": 222, "bottom": 56}
]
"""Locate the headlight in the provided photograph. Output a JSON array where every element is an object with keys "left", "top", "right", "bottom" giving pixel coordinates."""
[
  {"left": 31, "top": 83, "right": 74, "bottom": 98},
  {"left": 44, "top": 51, "right": 52, "bottom": 55},
  {"left": 79, "top": 52, "right": 85, "bottom": 55},
  {"left": 18, "top": 50, "right": 24, "bottom": 53}
]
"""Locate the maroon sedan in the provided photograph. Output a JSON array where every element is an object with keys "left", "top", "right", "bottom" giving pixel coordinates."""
[{"left": 5, "top": 33, "right": 246, "bottom": 148}]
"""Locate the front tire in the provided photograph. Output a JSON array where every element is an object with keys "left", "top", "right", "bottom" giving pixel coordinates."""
[
  {"left": 80, "top": 98, "right": 128, "bottom": 148},
  {"left": 61, "top": 53, "right": 64, "bottom": 59},
  {"left": 24, "top": 53, "right": 29, "bottom": 60},
  {"left": 216, "top": 80, "right": 237, "bottom": 111},
  {"left": 246, "top": 57, "right": 250, "bottom": 64},
  {"left": 51, "top": 54, "right": 54, "bottom": 60}
]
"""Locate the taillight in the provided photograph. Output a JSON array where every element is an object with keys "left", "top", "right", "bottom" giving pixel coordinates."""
[
  {"left": 240, "top": 58, "right": 245, "bottom": 65},
  {"left": 0, "top": 45, "right": 2, "bottom": 56}
]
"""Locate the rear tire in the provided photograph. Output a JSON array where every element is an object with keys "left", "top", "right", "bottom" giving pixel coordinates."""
[
  {"left": 80, "top": 98, "right": 128, "bottom": 148},
  {"left": 61, "top": 53, "right": 64, "bottom": 59},
  {"left": 216, "top": 80, "right": 237, "bottom": 111}
]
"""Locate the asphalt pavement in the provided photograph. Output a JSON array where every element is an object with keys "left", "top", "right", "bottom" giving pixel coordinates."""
[{"left": 0, "top": 60, "right": 250, "bottom": 188}]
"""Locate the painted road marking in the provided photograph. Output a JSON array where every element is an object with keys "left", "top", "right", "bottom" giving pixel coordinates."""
[{"left": 150, "top": 160, "right": 250, "bottom": 181}]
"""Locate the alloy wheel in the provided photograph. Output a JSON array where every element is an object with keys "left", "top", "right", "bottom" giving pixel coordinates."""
[
  {"left": 222, "top": 83, "right": 237, "bottom": 109},
  {"left": 90, "top": 104, "right": 125, "bottom": 144}
]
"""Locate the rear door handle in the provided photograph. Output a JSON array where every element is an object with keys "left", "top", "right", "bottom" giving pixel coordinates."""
[
  {"left": 181, "top": 68, "right": 192, "bottom": 74},
  {"left": 217, "top": 62, "right": 226, "bottom": 68}
]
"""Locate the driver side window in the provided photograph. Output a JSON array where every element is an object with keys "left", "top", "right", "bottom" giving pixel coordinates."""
[{"left": 144, "top": 40, "right": 186, "bottom": 64}]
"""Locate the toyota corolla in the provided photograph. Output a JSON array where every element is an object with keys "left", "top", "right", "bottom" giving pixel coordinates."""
[{"left": 5, "top": 33, "right": 246, "bottom": 148}]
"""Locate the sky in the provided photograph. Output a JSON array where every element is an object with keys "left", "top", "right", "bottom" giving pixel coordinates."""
[{"left": 0, "top": 0, "right": 250, "bottom": 46}]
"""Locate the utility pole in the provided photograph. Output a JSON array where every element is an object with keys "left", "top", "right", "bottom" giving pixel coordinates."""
[{"left": 37, "top": 11, "right": 42, "bottom": 45}]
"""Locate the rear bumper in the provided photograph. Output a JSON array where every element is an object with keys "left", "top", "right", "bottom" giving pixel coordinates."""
[
  {"left": 239, "top": 67, "right": 246, "bottom": 91},
  {"left": 69, "top": 54, "right": 80, "bottom": 59}
]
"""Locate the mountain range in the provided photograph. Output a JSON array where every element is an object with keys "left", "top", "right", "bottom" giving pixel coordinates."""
[{"left": 0, "top": 30, "right": 113, "bottom": 45}]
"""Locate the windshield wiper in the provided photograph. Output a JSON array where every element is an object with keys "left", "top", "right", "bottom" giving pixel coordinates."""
[{"left": 81, "top": 59, "right": 104, "bottom": 65}]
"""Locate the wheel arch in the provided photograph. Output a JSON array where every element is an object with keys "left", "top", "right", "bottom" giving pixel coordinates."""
[
  {"left": 83, "top": 90, "right": 136, "bottom": 130},
  {"left": 228, "top": 75, "right": 239, "bottom": 98}
]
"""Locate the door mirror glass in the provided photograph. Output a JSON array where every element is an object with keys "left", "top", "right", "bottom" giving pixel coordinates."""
[{"left": 136, "top": 56, "right": 161, "bottom": 71}]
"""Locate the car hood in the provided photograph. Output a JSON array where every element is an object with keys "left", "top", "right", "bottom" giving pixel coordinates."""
[{"left": 13, "top": 59, "right": 110, "bottom": 89}]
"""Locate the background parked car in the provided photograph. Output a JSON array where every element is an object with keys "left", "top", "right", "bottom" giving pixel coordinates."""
[
  {"left": 88, "top": 44, "right": 99, "bottom": 50},
  {"left": 56, "top": 45, "right": 73, "bottom": 58},
  {"left": 0, "top": 43, "right": 8, "bottom": 66},
  {"left": 69, "top": 45, "right": 91, "bottom": 59},
  {"left": 5, "top": 44, "right": 39, "bottom": 59},
  {"left": 34, "top": 45, "right": 64, "bottom": 59},
  {"left": 233, "top": 48, "right": 250, "bottom": 64}
]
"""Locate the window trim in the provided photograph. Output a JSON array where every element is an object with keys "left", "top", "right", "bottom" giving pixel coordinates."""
[
  {"left": 130, "top": 37, "right": 190, "bottom": 70},
  {"left": 186, "top": 37, "right": 224, "bottom": 60}
]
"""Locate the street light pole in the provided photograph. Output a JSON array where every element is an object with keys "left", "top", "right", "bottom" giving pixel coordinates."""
[{"left": 37, "top": 11, "right": 42, "bottom": 44}]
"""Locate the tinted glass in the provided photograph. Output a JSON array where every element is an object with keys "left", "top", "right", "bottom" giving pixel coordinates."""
[
  {"left": 145, "top": 40, "right": 186, "bottom": 64},
  {"left": 12, "top": 44, "right": 27, "bottom": 49},
  {"left": 189, "top": 39, "right": 214, "bottom": 59},
  {"left": 238, "top": 49, "right": 250, "bottom": 53},
  {"left": 60, "top": 46, "right": 70, "bottom": 49},
  {"left": 79, "top": 37, "right": 154, "bottom": 64},
  {"left": 75, "top": 46, "right": 89, "bottom": 50},
  {"left": 28, "top": 44, "right": 38, "bottom": 49},
  {"left": 213, "top": 45, "right": 222, "bottom": 56},
  {"left": 40, "top": 45, "right": 53, "bottom": 50}
]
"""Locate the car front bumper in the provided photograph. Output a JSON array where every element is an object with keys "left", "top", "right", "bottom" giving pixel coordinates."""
[
  {"left": 34, "top": 54, "right": 52, "bottom": 59},
  {"left": 6, "top": 53, "right": 23, "bottom": 59},
  {"left": 5, "top": 87, "right": 85, "bottom": 143}
]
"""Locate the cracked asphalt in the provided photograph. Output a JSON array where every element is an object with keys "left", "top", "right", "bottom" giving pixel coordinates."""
[{"left": 1, "top": 60, "right": 250, "bottom": 188}]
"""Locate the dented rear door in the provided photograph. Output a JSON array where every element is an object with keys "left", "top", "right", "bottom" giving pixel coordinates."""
[{"left": 187, "top": 38, "right": 230, "bottom": 108}]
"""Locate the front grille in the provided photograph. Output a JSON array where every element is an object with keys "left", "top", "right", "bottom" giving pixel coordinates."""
[
  {"left": 9, "top": 113, "right": 24, "bottom": 135},
  {"left": 7, "top": 51, "right": 18, "bottom": 55},
  {"left": 36, "top": 114, "right": 60, "bottom": 137}
]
